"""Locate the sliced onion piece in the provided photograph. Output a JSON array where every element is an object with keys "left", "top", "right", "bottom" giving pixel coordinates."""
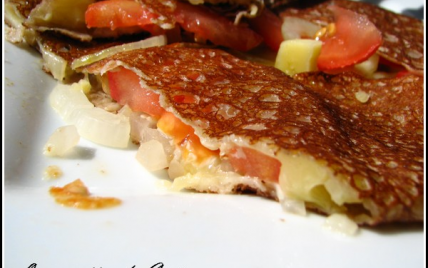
[
  {"left": 136, "top": 140, "right": 169, "bottom": 171},
  {"left": 39, "top": 41, "right": 70, "bottom": 81},
  {"left": 324, "top": 213, "right": 359, "bottom": 236},
  {"left": 4, "top": 2, "right": 25, "bottom": 28},
  {"left": 353, "top": 53, "right": 380, "bottom": 78},
  {"left": 279, "top": 196, "right": 307, "bottom": 216},
  {"left": 69, "top": 107, "right": 130, "bottom": 148},
  {"left": 281, "top": 17, "right": 321, "bottom": 41},
  {"left": 71, "top": 35, "right": 167, "bottom": 69},
  {"left": 129, "top": 113, "right": 156, "bottom": 143},
  {"left": 43, "top": 125, "right": 80, "bottom": 156},
  {"left": 49, "top": 80, "right": 130, "bottom": 148},
  {"left": 168, "top": 159, "right": 187, "bottom": 179},
  {"left": 49, "top": 80, "right": 94, "bottom": 122},
  {"left": 275, "top": 184, "right": 307, "bottom": 216},
  {"left": 140, "top": 128, "right": 174, "bottom": 161}
]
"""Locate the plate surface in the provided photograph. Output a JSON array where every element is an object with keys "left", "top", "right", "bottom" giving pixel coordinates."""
[{"left": 4, "top": 1, "right": 425, "bottom": 267}]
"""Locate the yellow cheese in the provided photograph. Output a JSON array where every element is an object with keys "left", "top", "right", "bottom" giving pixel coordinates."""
[{"left": 275, "top": 39, "right": 322, "bottom": 76}]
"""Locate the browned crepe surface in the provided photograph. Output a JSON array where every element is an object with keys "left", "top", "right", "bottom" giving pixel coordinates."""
[
  {"left": 280, "top": 0, "right": 424, "bottom": 73},
  {"left": 84, "top": 45, "right": 424, "bottom": 224}
]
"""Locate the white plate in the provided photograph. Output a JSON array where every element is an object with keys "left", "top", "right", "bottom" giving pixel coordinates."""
[{"left": 4, "top": 1, "right": 425, "bottom": 267}]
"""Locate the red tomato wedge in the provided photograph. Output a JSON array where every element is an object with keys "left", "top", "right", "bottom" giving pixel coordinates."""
[
  {"left": 85, "top": 0, "right": 158, "bottom": 31},
  {"left": 173, "top": 1, "right": 263, "bottom": 51},
  {"left": 317, "top": 5, "right": 382, "bottom": 71},
  {"left": 107, "top": 67, "right": 165, "bottom": 118},
  {"left": 248, "top": 8, "right": 284, "bottom": 52},
  {"left": 227, "top": 147, "right": 281, "bottom": 182}
]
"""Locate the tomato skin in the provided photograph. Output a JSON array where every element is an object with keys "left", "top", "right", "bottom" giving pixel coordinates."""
[
  {"left": 173, "top": 1, "right": 263, "bottom": 51},
  {"left": 227, "top": 147, "right": 281, "bottom": 182},
  {"left": 85, "top": 0, "right": 158, "bottom": 31},
  {"left": 248, "top": 8, "right": 284, "bottom": 52},
  {"left": 107, "top": 67, "right": 165, "bottom": 118},
  {"left": 317, "top": 5, "right": 382, "bottom": 71}
]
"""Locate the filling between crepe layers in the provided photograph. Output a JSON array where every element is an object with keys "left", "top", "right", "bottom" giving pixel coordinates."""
[{"left": 77, "top": 65, "right": 374, "bottom": 224}]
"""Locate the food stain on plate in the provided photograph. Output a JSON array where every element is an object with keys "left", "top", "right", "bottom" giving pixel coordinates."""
[{"left": 49, "top": 179, "right": 122, "bottom": 209}]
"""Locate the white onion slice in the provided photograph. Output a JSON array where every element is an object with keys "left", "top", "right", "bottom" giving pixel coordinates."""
[
  {"left": 136, "top": 140, "right": 169, "bottom": 171},
  {"left": 324, "top": 213, "right": 359, "bottom": 236},
  {"left": 168, "top": 159, "right": 187, "bottom": 179},
  {"left": 140, "top": 128, "right": 174, "bottom": 161},
  {"left": 353, "top": 53, "right": 380, "bottom": 78},
  {"left": 280, "top": 197, "right": 307, "bottom": 216},
  {"left": 275, "top": 185, "right": 307, "bottom": 216},
  {"left": 71, "top": 35, "right": 167, "bottom": 69},
  {"left": 70, "top": 107, "right": 130, "bottom": 148},
  {"left": 49, "top": 80, "right": 130, "bottom": 148},
  {"left": 4, "top": 2, "right": 25, "bottom": 28},
  {"left": 43, "top": 125, "right": 80, "bottom": 156},
  {"left": 39, "top": 42, "right": 69, "bottom": 81},
  {"left": 50, "top": 80, "right": 93, "bottom": 122},
  {"left": 129, "top": 113, "right": 156, "bottom": 142},
  {"left": 281, "top": 17, "right": 321, "bottom": 41}
]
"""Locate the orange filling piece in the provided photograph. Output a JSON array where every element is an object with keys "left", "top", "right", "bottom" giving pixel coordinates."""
[{"left": 157, "top": 112, "right": 219, "bottom": 162}]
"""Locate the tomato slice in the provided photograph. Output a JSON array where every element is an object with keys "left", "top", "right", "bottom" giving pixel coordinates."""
[
  {"left": 227, "top": 147, "right": 281, "bottom": 182},
  {"left": 317, "top": 5, "right": 382, "bottom": 71},
  {"left": 108, "top": 67, "right": 218, "bottom": 162},
  {"left": 107, "top": 67, "right": 165, "bottom": 118},
  {"left": 85, "top": 0, "right": 262, "bottom": 51},
  {"left": 248, "top": 8, "right": 284, "bottom": 52},
  {"left": 85, "top": 0, "right": 158, "bottom": 31},
  {"left": 173, "top": 1, "right": 263, "bottom": 51}
]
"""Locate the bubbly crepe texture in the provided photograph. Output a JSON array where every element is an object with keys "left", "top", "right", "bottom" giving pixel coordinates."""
[
  {"left": 81, "top": 45, "right": 424, "bottom": 225},
  {"left": 280, "top": 0, "right": 424, "bottom": 74},
  {"left": 5, "top": 0, "right": 424, "bottom": 225}
]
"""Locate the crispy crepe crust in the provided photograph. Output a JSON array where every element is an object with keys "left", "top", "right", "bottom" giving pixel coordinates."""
[
  {"left": 37, "top": 32, "right": 146, "bottom": 63},
  {"left": 293, "top": 72, "right": 424, "bottom": 134},
  {"left": 280, "top": 0, "right": 424, "bottom": 74},
  {"left": 82, "top": 45, "right": 423, "bottom": 225},
  {"left": 293, "top": 71, "right": 424, "bottom": 222}
]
